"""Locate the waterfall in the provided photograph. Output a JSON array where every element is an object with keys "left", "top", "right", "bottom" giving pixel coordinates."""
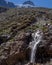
[{"left": 30, "top": 30, "right": 43, "bottom": 63}]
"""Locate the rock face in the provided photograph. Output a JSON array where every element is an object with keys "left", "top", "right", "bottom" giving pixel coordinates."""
[
  {"left": 35, "top": 24, "right": 52, "bottom": 63},
  {"left": 0, "top": 24, "right": 52, "bottom": 65},
  {"left": 29, "top": 25, "right": 52, "bottom": 63},
  {"left": 0, "top": 32, "right": 32, "bottom": 65}
]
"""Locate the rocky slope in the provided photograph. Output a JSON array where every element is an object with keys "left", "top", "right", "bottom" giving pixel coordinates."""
[{"left": 0, "top": 7, "right": 52, "bottom": 65}]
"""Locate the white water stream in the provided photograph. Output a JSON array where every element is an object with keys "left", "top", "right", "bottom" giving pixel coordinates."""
[{"left": 30, "top": 30, "right": 43, "bottom": 63}]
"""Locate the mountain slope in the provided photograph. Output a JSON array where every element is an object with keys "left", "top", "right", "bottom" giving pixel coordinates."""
[
  {"left": 0, "top": 7, "right": 52, "bottom": 65},
  {"left": 0, "top": 7, "right": 52, "bottom": 44}
]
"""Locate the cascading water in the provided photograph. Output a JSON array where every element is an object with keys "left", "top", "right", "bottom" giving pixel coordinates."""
[{"left": 30, "top": 30, "right": 43, "bottom": 63}]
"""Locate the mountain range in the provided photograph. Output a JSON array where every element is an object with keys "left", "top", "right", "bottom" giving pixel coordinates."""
[
  {"left": 0, "top": 0, "right": 35, "bottom": 8},
  {"left": 0, "top": 0, "right": 16, "bottom": 8}
]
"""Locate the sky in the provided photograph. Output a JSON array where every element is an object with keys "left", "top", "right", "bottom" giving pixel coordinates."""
[{"left": 6, "top": 0, "right": 52, "bottom": 8}]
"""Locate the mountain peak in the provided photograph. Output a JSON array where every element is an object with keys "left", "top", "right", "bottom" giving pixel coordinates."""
[
  {"left": 23, "top": 0, "right": 35, "bottom": 7},
  {"left": 0, "top": 0, "right": 16, "bottom": 8}
]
